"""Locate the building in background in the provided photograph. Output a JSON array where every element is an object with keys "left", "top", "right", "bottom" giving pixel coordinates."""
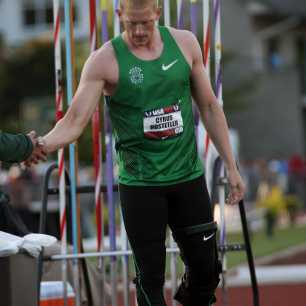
[
  {"left": 0, "top": 0, "right": 89, "bottom": 45},
  {"left": 0, "top": 0, "right": 92, "bottom": 135},
  {"left": 223, "top": 0, "right": 306, "bottom": 160}
]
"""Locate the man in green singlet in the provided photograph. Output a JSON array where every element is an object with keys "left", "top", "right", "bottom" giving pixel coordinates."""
[{"left": 37, "top": 0, "right": 245, "bottom": 305}]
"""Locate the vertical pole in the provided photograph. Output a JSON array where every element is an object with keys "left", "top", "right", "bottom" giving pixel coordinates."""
[
  {"left": 164, "top": 2, "right": 178, "bottom": 305},
  {"left": 104, "top": 2, "right": 119, "bottom": 305},
  {"left": 104, "top": 102, "right": 117, "bottom": 306},
  {"left": 89, "top": 1, "right": 106, "bottom": 305},
  {"left": 52, "top": 1, "right": 68, "bottom": 304},
  {"left": 64, "top": 1, "right": 80, "bottom": 305},
  {"left": 190, "top": 0, "right": 200, "bottom": 141},
  {"left": 111, "top": 3, "right": 131, "bottom": 304},
  {"left": 114, "top": 0, "right": 120, "bottom": 36},
  {"left": 218, "top": 164, "right": 228, "bottom": 306},
  {"left": 203, "top": 0, "right": 211, "bottom": 79},
  {"left": 239, "top": 200, "right": 260, "bottom": 306},
  {"left": 70, "top": 1, "right": 82, "bottom": 254},
  {"left": 89, "top": 0, "right": 104, "bottom": 257},
  {"left": 213, "top": 1, "right": 227, "bottom": 305},
  {"left": 120, "top": 216, "right": 130, "bottom": 306},
  {"left": 203, "top": 1, "right": 216, "bottom": 197},
  {"left": 170, "top": 235, "right": 177, "bottom": 306},
  {"left": 203, "top": 0, "right": 212, "bottom": 160},
  {"left": 164, "top": 0, "right": 170, "bottom": 27},
  {"left": 177, "top": 0, "right": 184, "bottom": 29},
  {"left": 190, "top": 0, "right": 198, "bottom": 35},
  {"left": 213, "top": 0, "right": 223, "bottom": 105}
]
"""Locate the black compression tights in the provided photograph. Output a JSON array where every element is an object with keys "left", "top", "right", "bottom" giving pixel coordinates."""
[{"left": 119, "top": 175, "right": 213, "bottom": 306}]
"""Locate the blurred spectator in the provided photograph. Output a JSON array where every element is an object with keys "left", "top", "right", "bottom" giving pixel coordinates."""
[
  {"left": 288, "top": 154, "right": 306, "bottom": 209},
  {"left": 257, "top": 183, "right": 286, "bottom": 238},
  {"left": 268, "top": 158, "right": 288, "bottom": 192},
  {"left": 285, "top": 194, "right": 303, "bottom": 226}
]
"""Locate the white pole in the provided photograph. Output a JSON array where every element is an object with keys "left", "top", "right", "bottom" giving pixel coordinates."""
[{"left": 52, "top": 1, "right": 68, "bottom": 304}]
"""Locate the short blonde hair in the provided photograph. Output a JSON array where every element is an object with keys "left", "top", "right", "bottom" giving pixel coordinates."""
[{"left": 120, "top": 0, "right": 159, "bottom": 10}]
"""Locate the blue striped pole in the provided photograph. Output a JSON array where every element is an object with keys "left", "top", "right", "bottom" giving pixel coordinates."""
[{"left": 64, "top": 1, "right": 80, "bottom": 305}]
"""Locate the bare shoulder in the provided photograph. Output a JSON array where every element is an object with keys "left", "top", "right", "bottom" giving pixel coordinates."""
[
  {"left": 166, "top": 27, "right": 201, "bottom": 66},
  {"left": 96, "top": 40, "right": 116, "bottom": 63},
  {"left": 82, "top": 40, "right": 117, "bottom": 82},
  {"left": 168, "top": 27, "right": 198, "bottom": 47}
]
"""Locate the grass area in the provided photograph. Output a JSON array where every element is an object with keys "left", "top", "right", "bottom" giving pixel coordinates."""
[{"left": 226, "top": 223, "right": 306, "bottom": 268}]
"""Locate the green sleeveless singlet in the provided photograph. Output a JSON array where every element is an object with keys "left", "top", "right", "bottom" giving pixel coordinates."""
[{"left": 108, "top": 26, "right": 203, "bottom": 186}]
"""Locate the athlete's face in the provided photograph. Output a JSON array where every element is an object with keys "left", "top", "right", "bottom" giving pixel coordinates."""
[{"left": 118, "top": 5, "right": 161, "bottom": 47}]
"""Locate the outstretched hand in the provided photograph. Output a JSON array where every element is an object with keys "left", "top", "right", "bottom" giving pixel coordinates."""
[{"left": 24, "top": 131, "right": 47, "bottom": 167}]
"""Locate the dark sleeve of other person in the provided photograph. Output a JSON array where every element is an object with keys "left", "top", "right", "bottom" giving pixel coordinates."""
[
  {"left": 0, "top": 131, "right": 34, "bottom": 235},
  {"left": 0, "top": 131, "right": 33, "bottom": 163}
]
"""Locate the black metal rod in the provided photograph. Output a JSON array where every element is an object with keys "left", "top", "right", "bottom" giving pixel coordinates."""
[
  {"left": 239, "top": 200, "right": 260, "bottom": 306},
  {"left": 37, "top": 163, "right": 59, "bottom": 303},
  {"left": 47, "top": 184, "right": 119, "bottom": 195},
  {"left": 219, "top": 243, "right": 245, "bottom": 252},
  {"left": 39, "top": 163, "right": 59, "bottom": 233}
]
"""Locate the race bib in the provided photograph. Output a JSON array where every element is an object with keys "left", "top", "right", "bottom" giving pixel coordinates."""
[{"left": 144, "top": 104, "right": 184, "bottom": 140}]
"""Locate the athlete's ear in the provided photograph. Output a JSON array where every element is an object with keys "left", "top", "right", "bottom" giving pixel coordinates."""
[
  {"left": 155, "top": 7, "right": 161, "bottom": 21},
  {"left": 116, "top": 8, "right": 123, "bottom": 19}
]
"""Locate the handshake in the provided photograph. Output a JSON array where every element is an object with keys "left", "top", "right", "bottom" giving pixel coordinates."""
[{"left": 24, "top": 131, "right": 47, "bottom": 167}]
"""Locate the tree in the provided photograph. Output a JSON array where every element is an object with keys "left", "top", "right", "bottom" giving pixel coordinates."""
[{"left": 0, "top": 39, "right": 54, "bottom": 129}]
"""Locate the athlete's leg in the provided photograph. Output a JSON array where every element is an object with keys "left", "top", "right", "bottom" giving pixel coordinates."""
[
  {"left": 119, "top": 184, "right": 168, "bottom": 306},
  {"left": 168, "top": 175, "right": 221, "bottom": 306}
]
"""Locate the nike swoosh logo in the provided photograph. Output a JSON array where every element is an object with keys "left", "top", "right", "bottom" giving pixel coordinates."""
[
  {"left": 162, "top": 59, "right": 178, "bottom": 71},
  {"left": 203, "top": 233, "right": 215, "bottom": 242}
]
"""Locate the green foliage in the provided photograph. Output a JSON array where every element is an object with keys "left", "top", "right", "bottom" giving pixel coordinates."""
[
  {"left": 0, "top": 37, "right": 99, "bottom": 163},
  {"left": 0, "top": 39, "right": 54, "bottom": 128}
]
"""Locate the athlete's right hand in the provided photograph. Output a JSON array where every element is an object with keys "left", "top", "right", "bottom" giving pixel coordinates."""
[{"left": 226, "top": 167, "right": 245, "bottom": 205}]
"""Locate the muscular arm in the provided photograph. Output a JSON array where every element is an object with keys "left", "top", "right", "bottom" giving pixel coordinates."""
[
  {"left": 43, "top": 51, "right": 105, "bottom": 153},
  {"left": 186, "top": 32, "right": 245, "bottom": 203},
  {"left": 188, "top": 33, "right": 236, "bottom": 171}
]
